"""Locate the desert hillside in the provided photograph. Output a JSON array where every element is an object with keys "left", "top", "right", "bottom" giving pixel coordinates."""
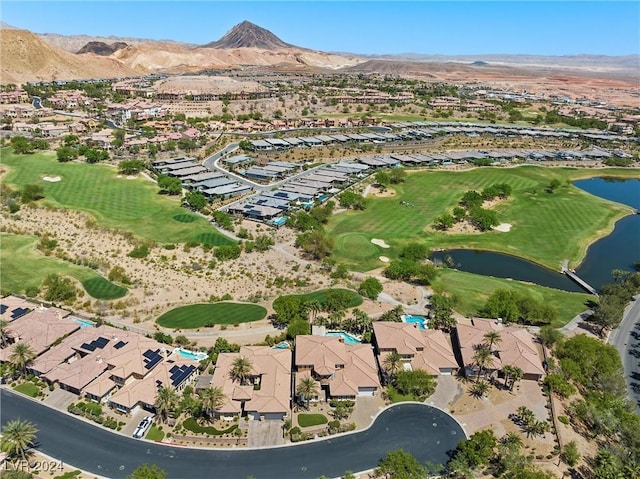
[{"left": 0, "top": 28, "right": 144, "bottom": 83}]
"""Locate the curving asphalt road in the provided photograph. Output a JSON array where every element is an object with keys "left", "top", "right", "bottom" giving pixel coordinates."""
[
  {"left": 609, "top": 295, "right": 640, "bottom": 413},
  {"left": 1, "top": 390, "right": 465, "bottom": 479}
]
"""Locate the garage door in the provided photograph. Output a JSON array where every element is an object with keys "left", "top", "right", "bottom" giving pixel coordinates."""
[{"left": 358, "top": 387, "right": 376, "bottom": 397}]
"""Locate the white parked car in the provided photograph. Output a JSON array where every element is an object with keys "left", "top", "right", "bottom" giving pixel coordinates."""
[{"left": 132, "top": 416, "right": 152, "bottom": 439}]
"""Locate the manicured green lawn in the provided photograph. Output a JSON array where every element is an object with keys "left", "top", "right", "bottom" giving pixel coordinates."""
[
  {"left": 1, "top": 234, "right": 127, "bottom": 300},
  {"left": 274, "top": 288, "right": 363, "bottom": 310},
  {"left": 328, "top": 166, "right": 636, "bottom": 271},
  {"left": 298, "top": 413, "right": 328, "bottom": 427},
  {"left": 386, "top": 386, "right": 418, "bottom": 403},
  {"left": 145, "top": 425, "right": 165, "bottom": 441},
  {"left": 156, "top": 302, "right": 267, "bottom": 329},
  {"left": 432, "top": 269, "right": 593, "bottom": 327},
  {"left": 13, "top": 382, "right": 40, "bottom": 397},
  {"left": 182, "top": 417, "right": 238, "bottom": 435},
  {"left": 1, "top": 149, "right": 233, "bottom": 245}
]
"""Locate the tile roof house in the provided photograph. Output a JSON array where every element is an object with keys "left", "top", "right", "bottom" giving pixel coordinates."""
[
  {"left": 372, "top": 322, "right": 459, "bottom": 376},
  {"left": 294, "top": 336, "right": 380, "bottom": 401},
  {"left": 212, "top": 346, "right": 292, "bottom": 421},
  {"left": 454, "top": 319, "right": 545, "bottom": 381},
  {"left": 0, "top": 307, "right": 77, "bottom": 362},
  {"left": 0, "top": 295, "right": 33, "bottom": 322},
  {"left": 108, "top": 356, "right": 199, "bottom": 413}
]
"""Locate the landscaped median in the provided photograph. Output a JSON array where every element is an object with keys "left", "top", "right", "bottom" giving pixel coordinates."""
[{"left": 156, "top": 302, "right": 267, "bottom": 329}]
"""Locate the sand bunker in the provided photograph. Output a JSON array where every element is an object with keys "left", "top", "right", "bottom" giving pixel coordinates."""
[
  {"left": 379, "top": 256, "right": 390, "bottom": 263},
  {"left": 371, "top": 238, "right": 390, "bottom": 248},
  {"left": 126, "top": 175, "right": 137, "bottom": 180},
  {"left": 493, "top": 223, "right": 512, "bottom": 232},
  {"left": 42, "top": 176, "right": 62, "bottom": 182}
]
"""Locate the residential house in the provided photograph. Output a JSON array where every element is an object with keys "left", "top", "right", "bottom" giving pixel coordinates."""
[
  {"left": 372, "top": 322, "right": 458, "bottom": 376},
  {"left": 454, "top": 318, "right": 545, "bottom": 381},
  {"left": 294, "top": 335, "right": 380, "bottom": 401},
  {"left": 212, "top": 346, "right": 292, "bottom": 421}
]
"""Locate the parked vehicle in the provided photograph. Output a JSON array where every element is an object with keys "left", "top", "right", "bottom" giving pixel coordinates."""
[{"left": 132, "top": 416, "right": 152, "bottom": 439}]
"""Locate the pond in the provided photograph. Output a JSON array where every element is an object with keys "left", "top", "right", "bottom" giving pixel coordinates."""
[{"left": 431, "top": 177, "right": 640, "bottom": 292}]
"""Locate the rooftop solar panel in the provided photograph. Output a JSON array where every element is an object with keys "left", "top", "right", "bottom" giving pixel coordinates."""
[
  {"left": 81, "top": 342, "right": 96, "bottom": 352},
  {"left": 95, "top": 337, "right": 110, "bottom": 349},
  {"left": 0, "top": 305, "right": 8, "bottom": 315},
  {"left": 143, "top": 349, "right": 156, "bottom": 359},
  {"left": 145, "top": 355, "right": 162, "bottom": 370},
  {"left": 11, "top": 307, "right": 29, "bottom": 319},
  {"left": 114, "top": 340, "right": 127, "bottom": 349},
  {"left": 171, "top": 365, "right": 196, "bottom": 387}
]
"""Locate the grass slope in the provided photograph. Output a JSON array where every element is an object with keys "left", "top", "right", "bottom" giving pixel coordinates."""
[
  {"left": 156, "top": 302, "right": 267, "bottom": 329},
  {"left": 432, "top": 269, "right": 593, "bottom": 327},
  {"left": 1, "top": 149, "right": 233, "bottom": 245},
  {"left": 329, "top": 166, "right": 636, "bottom": 271},
  {"left": 1, "top": 234, "right": 127, "bottom": 300}
]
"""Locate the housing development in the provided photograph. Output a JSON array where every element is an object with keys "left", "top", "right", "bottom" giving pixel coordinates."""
[{"left": 0, "top": 10, "right": 639, "bottom": 479}]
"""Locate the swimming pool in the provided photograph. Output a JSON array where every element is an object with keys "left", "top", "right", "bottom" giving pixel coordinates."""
[
  {"left": 326, "top": 331, "right": 361, "bottom": 344},
  {"left": 402, "top": 315, "right": 427, "bottom": 330},
  {"left": 73, "top": 317, "right": 96, "bottom": 329},
  {"left": 177, "top": 348, "right": 208, "bottom": 361},
  {"left": 272, "top": 341, "right": 290, "bottom": 350}
]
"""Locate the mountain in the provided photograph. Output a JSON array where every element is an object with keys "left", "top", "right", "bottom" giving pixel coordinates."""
[
  {"left": 39, "top": 32, "right": 193, "bottom": 53},
  {"left": 199, "top": 21, "right": 294, "bottom": 50},
  {"left": 0, "top": 28, "right": 144, "bottom": 83},
  {"left": 77, "top": 41, "right": 128, "bottom": 56}
]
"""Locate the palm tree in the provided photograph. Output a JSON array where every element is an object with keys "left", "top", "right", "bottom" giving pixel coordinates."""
[
  {"left": 483, "top": 331, "right": 502, "bottom": 351},
  {"left": 500, "top": 432, "right": 523, "bottom": 452},
  {"left": 470, "top": 380, "right": 490, "bottom": 398},
  {"left": 305, "top": 300, "right": 322, "bottom": 324},
  {"left": 9, "top": 342, "right": 36, "bottom": 377},
  {"left": 154, "top": 386, "right": 179, "bottom": 423},
  {"left": 382, "top": 351, "right": 403, "bottom": 380},
  {"left": 0, "top": 319, "right": 9, "bottom": 347},
  {"left": 296, "top": 376, "right": 319, "bottom": 410},
  {"left": 199, "top": 386, "right": 226, "bottom": 422},
  {"left": 1, "top": 419, "right": 38, "bottom": 461},
  {"left": 472, "top": 346, "right": 494, "bottom": 381},
  {"left": 230, "top": 356, "right": 253, "bottom": 386},
  {"left": 507, "top": 366, "right": 524, "bottom": 391}
]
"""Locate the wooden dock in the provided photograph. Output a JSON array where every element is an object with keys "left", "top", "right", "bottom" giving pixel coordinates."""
[{"left": 561, "top": 260, "right": 598, "bottom": 295}]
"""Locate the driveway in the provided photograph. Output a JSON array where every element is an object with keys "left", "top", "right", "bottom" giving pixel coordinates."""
[{"left": 2, "top": 389, "right": 466, "bottom": 479}]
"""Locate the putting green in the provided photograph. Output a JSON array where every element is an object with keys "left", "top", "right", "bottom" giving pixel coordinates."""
[
  {"left": 156, "top": 302, "right": 267, "bottom": 329},
  {"left": 334, "top": 233, "right": 380, "bottom": 261}
]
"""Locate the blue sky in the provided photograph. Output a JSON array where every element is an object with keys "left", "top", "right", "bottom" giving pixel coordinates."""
[{"left": 2, "top": 1, "right": 639, "bottom": 56}]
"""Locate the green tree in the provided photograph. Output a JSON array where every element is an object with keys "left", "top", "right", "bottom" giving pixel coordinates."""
[
  {"left": 1, "top": 419, "right": 38, "bottom": 461},
  {"left": 295, "top": 229, "right": 334, "bottom": 260},
  {"left": 118, "top": 159, "right": 146, "bottom": 174},
  {"left": 472, "top": 346, "right": 494, "bottom": 381},
  {"left": 358, "top": 277, "right": 383, "bottom": 300},
  {"left": 9, "top": 343, "right": 36, "bottom": 378},
  {"left": 384, "top": 259, "right": 416, "bottom": 281},
  {"left": 157, "top": 175, "right": 182, "bottom": 195},
  {"left": 388, "top": 167, "right": 407, "bottom": 184},
  {"left": 199, "top": 386, "right": 226, "bottom": 422},
  {"left": 502, "top": 365, "right": 524, "bottom": 391},
  {"left": 400, "top": 243, "right": 428, "bottom": 262},
  {"left": 392, "top": 369, "right": 436, "bottom": 400},
  {"left": 11, "top": 136, "right": 34, "bottom": 155},
  {"left": 374, "top": 448, "right": 427, "bottom": 479},
  {"left": 20, "top": 184, "right": 44, "bottom": 203},
  {"left": 560, "top": 441, "right": 580, "bottom": 467},
  {"left": 374, "top": 170, "right": 391, "bottom": 188},
  {"left": 382, "top": 351, "right": 403, "bottom": 379},
  {"left": 254, "top": 235, "right": 274, "bottom": 252},
  {"left": 434, "top": 212, "right": 455, "bottom": 230},
  {"left": 127, "top": 464, "right": 167, "bottom": 479},
  {"left": 296, "top": 376, "right": 319, "bottom": 410},
  {"left": 470, "top": 380, "right": 490, "bottom": 398},
  {"left": 42, "top": 273, "right": 77, "bottom": 303},
  {"left": 154, "top": 386, "right": 179, "bottom": 423},
  {"left": 184, "top": 191, "right": 207, "bottom": 212},
  {"left": 538, "top": 325, "right": 563, "bottom": 348},
  {"left": 483, "top": 330, "right": 502, "bottom": 351},
  {"left": 590, "top": 294, "right": 625, "bottom": 337},
  {"left": 428, "top": 294, "right": 456, "bottom": 331},
  {"left": 56, "top": 145, "right": 78, "bottom": 162},
  {"left": 230, "top": 356, "right": 253, "bottom": 385},
  {"left": 286, "top": 318, "right": 310, "bottom": 340},
  {"left": 450, "top": 429, "right": 497, "bottom": 470}
]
